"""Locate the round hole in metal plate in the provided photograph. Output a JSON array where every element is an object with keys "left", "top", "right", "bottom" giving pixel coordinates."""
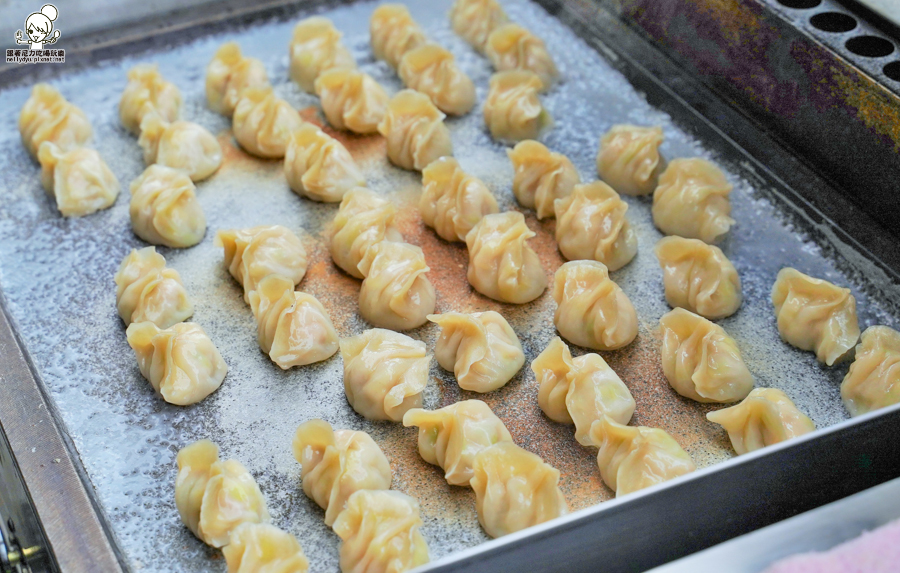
[
  {"left": 884, "top": 61, "right": 900, "bottom": 82},
  {"left": 810, "top": 12, "right": 857, "bottom": 33},
  {"left": 777, "top": 0, "right": 821, "bottom": 8},
  {"left": 846, "top": 35, "right": 895, "bottom": 57}
]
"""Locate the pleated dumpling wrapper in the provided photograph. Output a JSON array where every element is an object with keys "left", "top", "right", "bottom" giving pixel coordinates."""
[
  {"left": 485, "top": 23, "right": 557, "bottom": 89},
  {"left": 842, "top": 326, "right": 900, "bottom": 416},
  {"left": 552, "top": 260, "right": 638, "bottom": 351},
  {"left": 466, "top": 211, "right": 547, "bottom": 304},
  {"left": 232, "top": 87, "right": 305, "bottom": 159},
  {"left": 175, "top": 440, "right": 270, "bottom": 547},
  {"left": 378, "top": 89, "right": 453, "bottom": 171},
  {"left": 127, "top": 321, "right": 227, "bottom": 406},
  {"left": 430, "top": 311, "right": 525, "bottom": 393},
  {"left": 249, "top": 275, "right": 339, "bottom": 369},
  {"left": 370, "top": 4, "right": 427, "bottom": 69},
  {"left": 289, "top": 16, "right": 355, "bottom": 93},
  {"left": 292, "top": 419, "right": 392, "bottom": 526},
  {"left": 449, "top": 0, "right": 508, "bottom": 52},
  {"left": 284, "top": 123, "right": 365, "bottom": 203},
  {"left": 129, "top": 165, "right": 206, "bottom": 248},
  {"left": 654, "top": 236, "right": 742, "bottom": 320},
  {"left": 771, "top": 267, "right": 860, "bottom": 366},
  {"left": 652, "top": 158, "right": 735, "bottom": 244},
  {"left": 659, "top": 308, "right": 754, "bottom": 403},
  {"left": 314, "top": 68, "right": 389, "bottom": 135},
  {"left": 329, "top": 188, "right": 403, "bottom": 279},
  {"left": 38, "top": 142, "right": 119, "bottom": 217},
  {"left": 403, "top": 400, "right": 513, "bottom": 486},
  {"left": 554, "top": 181, "right": 637, "bottom": 271},
  {"left": 114, "top": 247, "right": 193, "bottom": 328},
  {"left": 20, "top": 83, "right": 92, "bottom": 158},
  {"left": 216, "top": 225, "right": 308, "bottom": 303},
  {"left": 508, "top": 140, "right": 580, "bottom": 220},
  {"left": 596, "top": 124, "right": 666, "bottom": 197},
  {"left": 119, "top": 64, "right": 182, "bottom": 135},
  {"left": 589, "top": 416, "right": 696, "bottom": 497},
  {"left": 223, "top": 523, "right": 309, "bottom": 573},
  {"left": 399, "top": 43, "right": 476, "bottom": 116},
  {"left": 357, "top": 240, "right": 436, "bottom": 331},
  {"left": 706, "top": 388, "right": 815, "bottom": 455},
  {"left": 420, "top": 157, "right": 499, "bottom": 243},
  {"left": 531, "top": 337, "right": 635, "bottom": 445},
  {"left": 205, "top": 42, "right": 270, "bottom": 117},
  {"left": 138, "top": 113, "right": 222, "bottom": 182},
  {"left": 484, "top": 70, "right": 552, "bottom": 143},
  {"left": 470, "top": 442, "right": 568, "bottom": 538}
]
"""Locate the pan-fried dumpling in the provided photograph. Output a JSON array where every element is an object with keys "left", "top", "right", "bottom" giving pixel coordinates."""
[
  {"left": 554, "top": 181, "right": 637, "bottom": 271},
  {"left": 114, "top": 247, "right": 193, "bottom": 328},
  {"left": 249, "top": 275, "right": 339, "bottom": 369},
  {"left": 399, "top": 44, "right": 476, "bottom": 116},
  {"left": 232, "top": 87, "right": 305, "bottom": 159},
  {"left": 654, "top": 236, "right": 742, "bottom": 320},
  {"left": 216, "top": 225, "right": 308, "bottom": 303},
  {"left": 449, "top": 0, "right": 508, "bottom": 52},
  {"left": 137, "top": 114, "right": 222, "bottom": 182},
  {"left": 378, "top": 89, "right": 453, "bottom": 171},
  {"left": 20, "top": 83, "right": 92, "bottom": 158},
  {"left": 596, "top": 125, "right": 665, "bottom": 197},
  {"left": 292, "top": 419, "right": 392, "bottom": 526},
  {"left": 429, "top": 311, "right": 524, "bottom": 393},
  {"left": 289, "top": 16, "right": 355, "bottom": 93},
  {"left": 370, "top": 4, "right": 427, "bottom": 69},
  {"left": 37, "top": 142, "right": 119, "bottom": 217},
  {"left": 659, "top": 308, "right": 754, "bottom": 403},
  {"left": 332, "top": 490, "right": 430, "bottom": 573},
  {"left": 119, "top": 64, "right": 182, "bottom": 135},
  {"left": 552, "top": 260, "right": 637, "bottom": 351},
  {"left": 531, "top": 337, "right": 635, "bottom": 444},
  {"left": 466, "top": 211, "right": 547, "bottom": 304},
  {"left": 314, "top": 68, "right": 389, "bottom": 134},
  {"left": 485, "top": 24, "right": 557, "bottom": 88},
  {"left": 284, "top": 123, "right": 365, "bottom": 203},
  {"left": 771, "top": 268, "right": 860, "bottom": 366},
  {"left": 420, "top": 157, "right": 499, "bottom": 243},
  {"left": 329, "top": 189, "right": 403, "bottom": 279},
  {"left": 841, "top": 326, "right": 900, "bottom": 416},
  {"left": 507, "top": 140, "right": 579, "bottom": 220},
  {"left": 589, "top": 416, "right": 696, "bottom": 497},
  {"left": 470, "top": 442, "right": 568, "bottom": 538},
  {"left": 175, "top": 439, "right": 270, "bottom": 547},
  {"left": 652, "top": 158, "right": 735, "bottom": 244},
  {"left": 357, "top": 241, "right": 435, "bottom": 330},
  {"left": 706, "top": 388, "right": 816, "bottom": 454},
  {"left": 206, "top": 42, "right": 270, "bottom": 117},
  {"left": 402, "top": 400, "right": 513, "bottom": 486},
  {"left": 484, "top": 70, "right": 552, "bottom": 143},
  {"left": 129, "top": 165, "right": 206, "bottom": 248},
  {"left": 223, "top": 523, "right": 309, "bottom": 573}
]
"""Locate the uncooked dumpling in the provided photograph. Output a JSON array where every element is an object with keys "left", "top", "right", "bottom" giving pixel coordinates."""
[
  {"left": 119, "top": 64, "right": 182, "bottom": 135},
  {"left": 399, "top": 43, "right": 476, "bottom": 116},
  {"left": 485, "top": 23, "right": 557, "bottom": 88},
  {"left": 138, "top": 113, "right": 222, "bottom": 182},
  {"left": 420, "top": 157, "right": 499, "bottom": 243},
  {"left": 706, "top": 388, "right": 816, "bottom": 455},
  {"left": 329, "top": 188, "right": 403, "bottom": 279},
  {"left": 129, "top": 165, "right": 206, "bottom": 248},
  {"left": 654, "top": 236, "right": 742, "bottom": 320},
  {"left": 315, "top": 67, "right": 389, "bottom": 134},
  {"left": 841, "top": 325, "right": 900, "bottom": 416},
  {"left": 507, "top": 139, "right": 579, "bottom": 220},
  {"left": 232, "top": 87, "right": 306, "bottom": 159},
  {"left": 449, "top": 0, "right": 508, "bottom": 52},
  {"left": 223, "top": 523, "right": 309, "bottom": 573},
  {"left": 370, "top": 4, "right": 427, "bottom": 69},
  {"left": 38, "top": 142, "right": 119, "bottom": 217},
  {"left": 114, "top": 247, "right": 193, "bottom": 328},
  {"left": 206, "top": 42, "right": 270, "bottom": 117},
  {"left": 378, "top": 89, "right": 453, "bottom": 171},
  {"left": 20, "top": 83, "right": 92, "bottom": 158},
  {"left": 284, "top": 123, "right": 365, "bottom": 203},
  {"left": 652, "top": 158, "right": 735, "bottom": 244},
  {"left": 484, "top": 70, "right": 552, "bottom": 143},
  {"left": 596, "top": 124, "right": 665, "bottom": 196},
  {"left": 216, "top": 225, "right": 308, "bottom": 303},
  {"left": 357, "top": 241, "right": 435, "bottom": 331},
  {"left": 289, "top": 16, "right": 355, "bottom": 93}
]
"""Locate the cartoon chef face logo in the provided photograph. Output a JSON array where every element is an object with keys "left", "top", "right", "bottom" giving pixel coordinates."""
[{"left": 15, "top": 5, "right": 61, "bottom": 50}]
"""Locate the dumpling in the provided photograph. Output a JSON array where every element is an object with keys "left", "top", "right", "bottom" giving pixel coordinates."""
[
  {"left": 19, "top": 83, "right": 92, "bottom": 158},
  {"left": 470, "top": 442, "right": 568, "bottom": 538},
  {"left": 420, "top": 157, "right": 499, "bottom": 243},
  {"left": 589, "top": 416, "right": 696, "bottom": 497},
  {"left": 402, "top": 400, "right": 513, "bottom": 486},
  {"left": 553, "top": 181, "right": 637, "bottom": 271},
  {"left": 119, "top": 64, "right": 182, "bottom": 135},
  {"left": 223, "top": 523, "right": 309, "bottom": 573},
  {"left": 114, "top": 247, "right": 193, "bottom": 328},
  {"left": 484, "top": 70, "right": 552, "bottom": 143},
  {"left": 485, "top": 24, "right": 557, "bottom": 88},
  {"left": 771, "top": 268, "right": 860, "bottom": 366},
  {"left": 378, "top": 89, "right": 453, "bottom": 171},
  {"left": 216, "top": 225, "right": 308, "bottom": 303},
  {"left": 552, "top": 260, "right": 637, "bottom": 350},
  {"left": 206, "top": 42, "right": 270, "bottom": 117},
  {"left": 706, "top": 388, "right": 816, "bottom": 454},
  {"left": 332, "top": 490, "right": 430, "bottom": 573},
  {"left": 370, "top": 4, "right": 427, "bottom": 69},
  {"left": 841, "top": 326, "right": 900, "bottom": 416},
  {"left": 340, "top": 328, "right": 429, "bottom": 421},
  {"left": 37, "top": 142, "right": 119, "bottom": 217},
  {"left": 652, "top": 158, "right": 735, "bottom": 244},
  {"left": 137, "top": 113, "right": 222, "bottom": 182},
  {"left": 507, "top": 140, "right": 580, "bottom": 220},
  {"left": 429, "top": 311, "right": 524, "bottom": 393},
  {"left": 315, "top": 68, "right": 389, "bottom": 134},
  {"left": 399, "top": 44, "right": 476, "bottom": 116},
  {"left": 596, "top": 125, "right": 665, "bottom": 197},
  {"left": 232, "top": 87, "right": 306, "bottom": 159},
  {"left": 175, "top": 439, "right": 270, "bottom": 547},
  {"left": 249, "top": 275, "right": 339, "bottom": 369},
  {"left": 357, "top": 241, "right": 435, "bottom": 331},
  {"left": 329, "top": 188, "right": 403, "bottom": 279},
  {"left": 289, "top": 16, "right": 355, "bottom": 93},
  {"left": 129, "top": 165, "right": 206, "bottom": 248},
  {"left": 449, "top": 0, "right": 508, "bottom": 52},
  {"left": 466, "top": 211, "right": 547, "bottom": 304},
  {"left": 292, "top": 419, "right": 392, "bottom": 526},
  {"left": 654, "top": 236, "right": 742, "bottom": 319},
  {"left": 659, "top": 308, "right": 754, "bottom": 403},
  {"left": 531, "top": 337, "right": 635, "bottom": 445},
  {"left": 284, "top": 123, "right": 365, "bottom": 203}
]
